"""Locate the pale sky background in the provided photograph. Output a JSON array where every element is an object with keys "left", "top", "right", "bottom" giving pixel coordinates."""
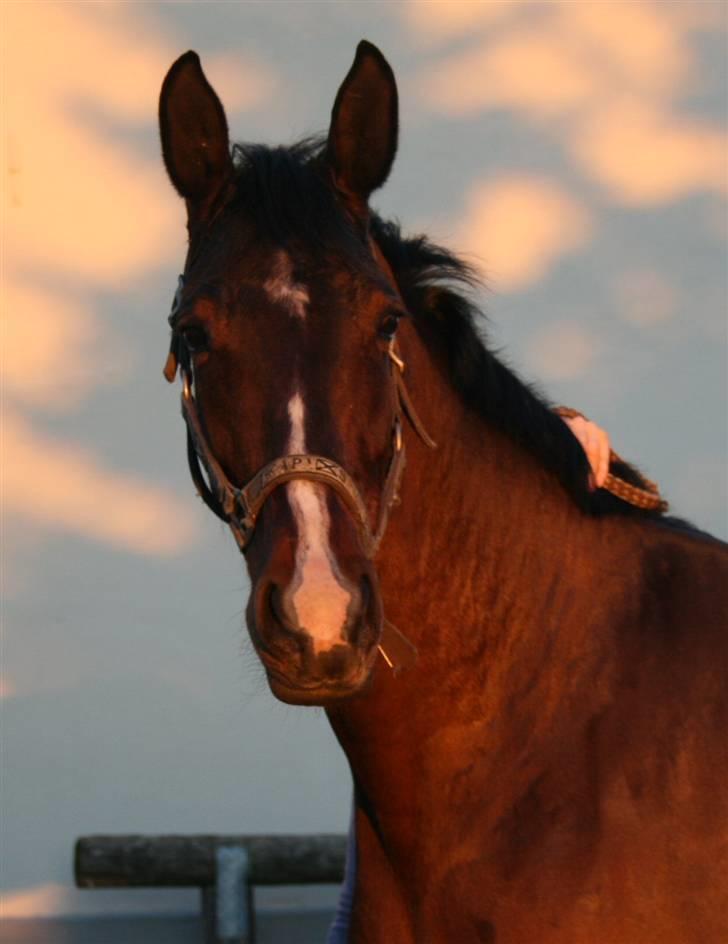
[{"left": 2, "top": 0, "right": 726, "bottom": 918}]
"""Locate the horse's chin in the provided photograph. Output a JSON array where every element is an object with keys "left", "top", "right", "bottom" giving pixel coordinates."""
[
  {"left": 260, "top": 648, "right": 378, "bottom": 706},
  {"left": 267, "top": 674, "right": 369, "bottom": 706}
]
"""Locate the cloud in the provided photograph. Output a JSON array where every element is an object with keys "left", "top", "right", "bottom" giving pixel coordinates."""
[
  {"left": 413, "top": 0, "right": 726, "bottom": 207},
  {"left": 3, "top": 3, "right": 275, "bottom": 555},
  {"left": 613, "top": 269, "right": 678, "bottom": 328},
  {"left": 399, "top": 0, "right": 517, "bottom": 45},
  {"left": 455, "top": 175, "right": 593, "bottom": 291},
  {"left": 4, "top": 3, "right": 185, "bottom": 284},
  {"left": 3, "top": 280, "right": 126, "bottom": 412},
  {"left": 2, "top": 411, "right": 197, "bottom": 557},
  {"left": 420, "top": 28, "right": 599, "bottom": 120},
  {"left": 415, "top": 1, "right": 693, "bottom": 119},
  {"left": 570, "top": 102, "right": 728, "bottom": 205},
  {"left": 204, "top": 52, "right": 278, "bottom": 116},
  {"left": 555, "top": 1, "right": 690, "bottom": 99},
  {"left": 4, "top": 6, "right": 275, "bottom": 286},
  {"left": 5, "top": 114, "right": 180, "bottom": 287},
  {"left": 524, "top": 320, "right": 600, "bottom": 382},
  {"left": 668, "top": 0, "right": 728, "bottom": 32}
]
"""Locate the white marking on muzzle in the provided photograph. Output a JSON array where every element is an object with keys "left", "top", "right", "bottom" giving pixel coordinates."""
[
  {"left": 285, "top": 392, "right": 353, "bottom": 654},
  {"left": 264, "top": 251, "right": 309, "bottom": 320}
]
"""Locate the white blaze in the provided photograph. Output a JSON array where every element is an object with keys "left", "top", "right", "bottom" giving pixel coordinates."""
[
  {"left": 285, "top": 392, "right": 352, "bottom": 653},
  {"left": 264, "top": 251, "right": 309, "bottom": 319}
]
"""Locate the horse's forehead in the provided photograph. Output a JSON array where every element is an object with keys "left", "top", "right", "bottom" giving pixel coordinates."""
[
  {"left": 193, "top": 218, "right": 375, "bottom": 332},
  {"left": 263, "top": 249, "right": 309, "bottom": 320}
]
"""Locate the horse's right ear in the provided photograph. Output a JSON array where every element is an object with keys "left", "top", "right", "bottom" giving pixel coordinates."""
[
  {"left": 327, "top": 40, "right": 398, "bottom": 214},
  {"left": 159, "top": 51, "right": 232, "bottom": 211}
]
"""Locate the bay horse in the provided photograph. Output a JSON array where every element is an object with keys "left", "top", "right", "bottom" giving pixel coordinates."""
[{"left": 158, "top": 42, "right": 728, "bottom": 943}]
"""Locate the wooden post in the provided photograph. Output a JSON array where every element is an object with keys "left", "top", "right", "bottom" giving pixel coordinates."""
[
  {"left": 200, "top": 848, "right": 255, "bottom": 944},
  {"left": 75, "top": 834, "right": 346, "bottom": 888},
  {"left": 216, "top": 846, "right": 252, "bottom": 943},
  {"left": 75, "top": 833, "right": 346, "bottom": 941}
]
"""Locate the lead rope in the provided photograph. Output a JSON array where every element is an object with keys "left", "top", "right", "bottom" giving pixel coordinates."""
[{"left": 554, "top": 406, "right": 668, "bottom": 512}]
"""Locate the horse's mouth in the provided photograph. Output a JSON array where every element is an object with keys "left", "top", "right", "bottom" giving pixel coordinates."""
[
  {"left": 261, "top": 650, "right": 377, "bottom": 706},
  {"left": 247, "top": 610, "right": 381, "bottom": 705},
  {"left": 264, "top": 663, "right": 371, "bottom": 707}
]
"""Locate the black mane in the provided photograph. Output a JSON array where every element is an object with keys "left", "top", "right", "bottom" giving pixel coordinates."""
[
  {"left": 229, "top": 138, "right": 368, "bottom": 261},
  {"left": 371, "top": 217, "right": 675, "bottom": 522},
  {"left": 228, "top": 139, "right": 675, "bottom": 523}
]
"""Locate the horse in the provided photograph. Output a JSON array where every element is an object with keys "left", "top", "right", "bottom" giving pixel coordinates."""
[{"left": 158, "top": 41, "right": 728, "bottom": 944}]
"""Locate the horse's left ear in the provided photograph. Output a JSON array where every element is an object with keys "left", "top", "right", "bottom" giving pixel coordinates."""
[
  {"left": 159, "top": 51, "right": 233, "bottom": 214},
  {"left": 327, "top": 40, "right": 398, "bottom": 212}
]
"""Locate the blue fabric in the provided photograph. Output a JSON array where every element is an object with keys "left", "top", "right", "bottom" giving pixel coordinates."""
[{"left": 326, "top": 802, "right": 357, "bottom": 944}]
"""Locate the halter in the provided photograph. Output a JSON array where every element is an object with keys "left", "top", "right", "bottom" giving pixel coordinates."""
[{"left": 164, "top": 275, "right": 437, "bottom": 560}]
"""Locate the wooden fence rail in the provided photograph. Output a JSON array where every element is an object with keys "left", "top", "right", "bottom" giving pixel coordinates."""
[{"left": 75, "top": 834, "right": 347, "bottom": 944}]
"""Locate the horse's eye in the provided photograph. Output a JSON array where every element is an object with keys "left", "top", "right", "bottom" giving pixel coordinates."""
[
  {"left": 378, "top": 312, "right": 401, "bottom": 340},
  {"left": 180, "top": 324, "right": 209, "bottom": 354}
]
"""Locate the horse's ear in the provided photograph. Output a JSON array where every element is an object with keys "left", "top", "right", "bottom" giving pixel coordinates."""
[
  {"left": 327, "top": 40, "right": 398, "bottom": 212},
  {"left": 159, "top": 51, "right": 233, "bottom": 211}
]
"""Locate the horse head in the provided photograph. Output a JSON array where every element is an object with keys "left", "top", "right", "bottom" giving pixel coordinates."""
[{"left": 159, "top": 43, "right": 419, "bottom": 706}]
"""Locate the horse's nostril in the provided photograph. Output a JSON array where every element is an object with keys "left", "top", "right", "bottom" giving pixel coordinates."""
[
  {"left": 339, "top": 573, "right": 377, "bottom": 647},
  {"left": 365, "top": 572, "right": 382, "bottom": 621},
  {"left": 265, "top": 582, "right": 303, "bottom": 640},
  {"left": 256, "top": 569, "right": 380, "bottom": 662},
  {"left": 360, "top": 574, "right": 372, "bottom": 614},
  {"left": 268, "top": 583, "right": 284, "bottom": 624}
]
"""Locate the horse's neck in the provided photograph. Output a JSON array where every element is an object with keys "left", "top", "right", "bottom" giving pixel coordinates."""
[
  {"left": 329, "top": 332, "right": 620, "bottom": 846},
  {"left": 384, "top": 331, "right": 602, "bottom": 658}
]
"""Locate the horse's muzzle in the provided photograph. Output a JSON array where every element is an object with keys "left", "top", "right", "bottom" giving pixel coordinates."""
[{"left": 247, "top": 572, "right": 382, "bottom": 705}]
